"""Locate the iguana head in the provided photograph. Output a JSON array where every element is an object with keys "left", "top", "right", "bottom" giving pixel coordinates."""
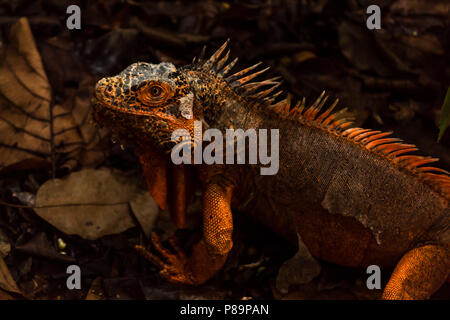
[
  {"left": 92, "top": 61, "right": 195, "bottom": 152},
  {"left": 92, "top": 40, "right": 263, "bottom": 153},
  {"left": 92, "top": 61, "right": 201, "bottom": 227}
]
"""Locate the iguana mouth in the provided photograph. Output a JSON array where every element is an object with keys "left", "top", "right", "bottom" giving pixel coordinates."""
[
  {"left": 93, "top": 77, "right": 118, "bottom": 110},
  {"left": 91, "top": 78, "right": 112, "bottom": 113},
  {"left": 95, "top": 77, "right": 108, "bottom": 98}
]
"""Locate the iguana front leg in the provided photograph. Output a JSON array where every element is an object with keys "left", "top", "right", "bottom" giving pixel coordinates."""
[
  {"left": 382, "top": 244, "right": 449, "bottom": 299},
  {"left": 136, "top": 183, "right": 234, "bottom": 285}
]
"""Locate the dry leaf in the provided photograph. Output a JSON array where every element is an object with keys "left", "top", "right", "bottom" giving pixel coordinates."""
[
  {"left": 0, "top": 230, "right": 11, "bottom": 258},
  {"left": 129, "top": 190, "right": 159, "bottom": 238},
  {"left": 85, "top": 277, "right": 105, "bottom": 300},
  {"left": 34, "top": 167, "right": 159, "bottom": 240},
  {"left": 276, "top": 233, "right": 321, "bottom": 295},
  {"left": 0, "top": 288, "right": 15, "bottom": 300},
  {"left": 15, "top": 232, "right": 76, "bottom": 263},
  {"left": 0, "top": 17, "right": 104, "bottom": 172},
  {"left": 0, "top": 257, "right": 22, "bottom": 295}
]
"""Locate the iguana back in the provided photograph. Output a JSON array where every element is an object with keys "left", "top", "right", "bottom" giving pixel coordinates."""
[{"left": 233, "top": 105, "right": 448, "bottom": 267}]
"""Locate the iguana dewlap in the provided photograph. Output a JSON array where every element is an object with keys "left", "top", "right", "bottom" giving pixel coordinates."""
[{"left": 92, "top": 40, "right": 449, "bottom": 299}]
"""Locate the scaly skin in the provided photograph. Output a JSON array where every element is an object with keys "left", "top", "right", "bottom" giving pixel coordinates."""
[{"left": 92, "top": 41, "right": 449, "bottom": 299}]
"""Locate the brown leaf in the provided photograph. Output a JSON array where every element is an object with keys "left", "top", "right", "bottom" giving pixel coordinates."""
[
  {"left": 15, "top": 232, "right": 76, "bottom": 263},
  {"left": 129, "top": 190, "right": 159, "bottom": 239},
  {"left": 85, "top": 277, "right": 105, "bottom": 300},
  {"left": 34, "top": 168, "right": 159, "bottom": 240},
  {"left": 0, "top": 256, "right": 22, "bottom": 295},
  {"left": 0, "top": 288, "right": 15, "bottom": 300},
  {"left": 275, "top": 234, "right": 321, "bottom": 295},
  {"left": 0, "top": 17, "right": 104, "bottom": 173},
  {"left": 0, "top": 230, "right": 11, "bottom": 258}
]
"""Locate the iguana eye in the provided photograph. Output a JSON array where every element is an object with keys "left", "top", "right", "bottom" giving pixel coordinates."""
[
  {"left": 149, "top": 85, "right": 162, "bottom": 97},
  {"left": 138, "top": 82, "right": 172, "bottom": 106}
]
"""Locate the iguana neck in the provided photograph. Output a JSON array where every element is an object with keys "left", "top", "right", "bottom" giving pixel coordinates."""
[{"left": 182, "top": 68, "right": 267, "bottom": 133}]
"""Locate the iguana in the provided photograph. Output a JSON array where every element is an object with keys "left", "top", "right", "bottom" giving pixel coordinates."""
[{"left": 92, "top": 40, "right": 449, "bottom": 299}]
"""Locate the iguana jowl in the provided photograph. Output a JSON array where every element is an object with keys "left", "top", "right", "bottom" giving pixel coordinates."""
[{"left": 92, "top": 40, "right": 449, "bottom": 299}]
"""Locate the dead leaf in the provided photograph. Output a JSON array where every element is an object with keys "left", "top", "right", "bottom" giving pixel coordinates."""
[
  {"left": 0, "top": 288, "right": 15, "bottom": 300},
  {"left": 0, "top": 17, "right": 104, "bottom": 173},
  {"left": 15, "top": 232, "right": 76, "bottom": 263},
  {"left": 0, "top": 257, "right": 22, "bottom": 295},
  {"left": 85, "top": 277, "right": 105, "bottom": 300},
  {"left": 34, "top": 167, "right": 158, "bottom": 240},
  {"left": 275, "top": 234, "right": 321, "bottom": 295},
  {"left": 0, "top": 230, "right": 11, "bottom": 258},
  {"left": 129, "top": 190, "right": 159, "bottom": 238}
]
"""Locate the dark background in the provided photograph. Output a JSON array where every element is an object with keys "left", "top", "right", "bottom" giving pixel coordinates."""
[{"left": 0, "top": 0, "right": 448, "bottom": 300}]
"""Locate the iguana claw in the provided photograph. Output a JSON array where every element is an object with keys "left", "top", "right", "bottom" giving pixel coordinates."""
[{"left": 135, "top": 233, "right": 197, "bottom": 285}]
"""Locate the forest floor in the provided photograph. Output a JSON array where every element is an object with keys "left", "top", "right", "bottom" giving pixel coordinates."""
[{"left": 0, "top": 0, "right": 449, "bottom": 300}]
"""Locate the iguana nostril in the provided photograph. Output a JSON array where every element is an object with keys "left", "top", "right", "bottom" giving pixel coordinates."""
[{"left": 95, "top": 78, "right": 109, "bottom": 99}]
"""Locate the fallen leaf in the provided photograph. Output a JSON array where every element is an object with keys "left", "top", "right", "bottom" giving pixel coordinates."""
[
  {"left": 34, "top": 167, "right": 158, "bottom": 240},
  {"left": 15, "top": 232, "right": 76, "bottom": 263},
  {"left": 0, "top": 230, "right": 11, "bottom": 258},
  {"left": 0, "top": 17, "right": 104, "bottom": 173},
  {"left": 0, "top": 257, "right": 22, "bottom": 295},
  {"left": 0, "top": 288, "right": 15, "bottom": 300},
  {"left": 85, "top": 277, "right": 105, "bottom": 300},
  {"left": 275, "top": 233, "right": 321, "bottom": 295}
]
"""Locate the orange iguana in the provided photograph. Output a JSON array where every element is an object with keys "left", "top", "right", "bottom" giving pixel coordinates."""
[{"left": 92, "top": 40, "right": 449, "bottom": 299}]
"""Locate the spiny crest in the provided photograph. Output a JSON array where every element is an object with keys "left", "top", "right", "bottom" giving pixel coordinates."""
[
  {"left": 193, "top": 39, "right": 283, "bottom": 103},
  {"left": 196, "top": 41, "right": 450, "bottom": 199},
  {"left": 269, "top": 91, "right": 450, "bottom": 200}
]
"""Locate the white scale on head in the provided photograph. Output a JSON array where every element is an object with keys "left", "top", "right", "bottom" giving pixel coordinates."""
[
  {"left": 178, "top": 92, "right": 194, "bottom": 119},
  {"left": 138, "top": 62, "right": 194, "bottom": 120}
]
